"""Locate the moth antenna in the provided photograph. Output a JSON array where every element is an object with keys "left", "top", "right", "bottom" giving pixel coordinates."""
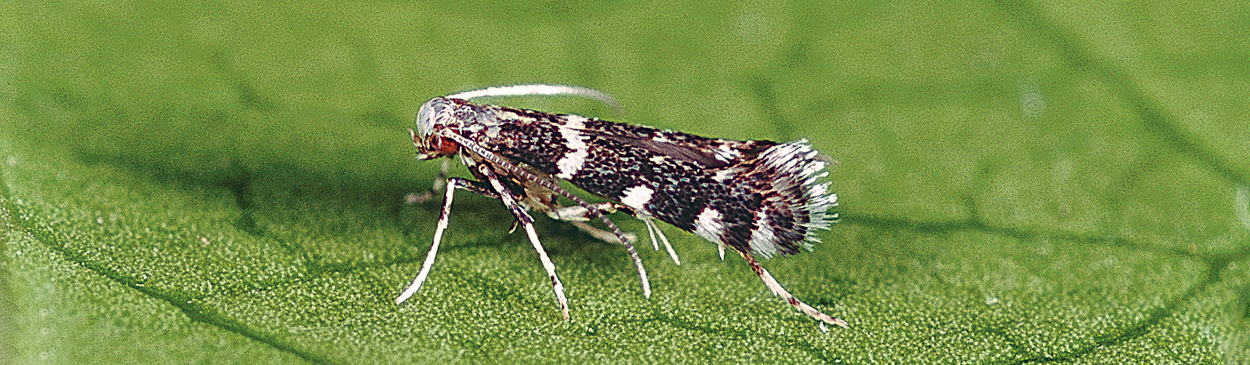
[
  {"left": 444, "top": 132, "right": 653, "bottom": 298},
  {"left": 446, "top": 84, "right": 622, "bottom": 116}
]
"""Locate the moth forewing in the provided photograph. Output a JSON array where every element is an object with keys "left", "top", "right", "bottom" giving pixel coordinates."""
[{"left": 400, "top": 85, "right": 844, "bottom": 328}]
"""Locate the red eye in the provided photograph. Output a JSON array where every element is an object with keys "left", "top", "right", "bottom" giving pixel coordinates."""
[{"left": 430, "top": 135, "right": 460, "bottom": 155}]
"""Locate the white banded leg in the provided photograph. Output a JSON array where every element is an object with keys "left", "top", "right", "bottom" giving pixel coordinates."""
[
  {"left": 445, "top": 132, "right": 650, "bottom": 298},
  {"left": 478, "top": 165, "right": 571, "bottom": 321},
  {"left": 396, "top": 176, "right": 497, "bottom": 304},
  {"left": 639, "top": 216, "right": 680, "bottom": 265},
  {"left": 741, "top": 251, "right": 847, "bottom": 328},
  {"left": 567, "top": 221, "right": 633, "bottom": 245},
  {"left": 547, "top": 204, "right": 681, "bottom": 265},
  {"left": 546, "top": 203, "right": 635, "bottom": 244}
]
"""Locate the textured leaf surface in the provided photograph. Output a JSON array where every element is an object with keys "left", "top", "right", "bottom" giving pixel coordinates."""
[{"left": 2, "top": 0, "right": 1248, "bottom": 363}]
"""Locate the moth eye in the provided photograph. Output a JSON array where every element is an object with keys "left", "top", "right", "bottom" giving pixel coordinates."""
[{"left": 428, "top": 134, "right": 460, "bottom": 155}]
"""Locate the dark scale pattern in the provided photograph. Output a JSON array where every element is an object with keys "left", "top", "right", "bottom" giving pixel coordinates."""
[
  {"left": 568, "top": 125, "right": 754, "bottom": 238},
  {"left": 710, "top": 183, "right": 766, "bottom": 252},
  {"left": 581, "top": 119, "right": 778, "bottom": 168},
  {"left": 568, "top": 122, "right": 785, "bottom": 254},
  {"left": 736, "top": 158, "right": 811, "bottom": 255},
  {"left": 621, "top": 154, "right": 720, "bottom": 232},
  {"left": 448, "top": 103, "right": 825, "bottom": 256},
  {"left": 567, "top": 138, "right": 653, "bottom": 202},
  {"left": 480, "top": 116, "right": 572, "bottom": 176},
  {"left": 582, "top": 119, "right": 668, "bottom": 140}
]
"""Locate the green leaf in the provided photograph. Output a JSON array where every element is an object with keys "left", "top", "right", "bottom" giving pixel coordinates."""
[{"left": 3, "top": 0, "right": 1248, "bottom": 363}]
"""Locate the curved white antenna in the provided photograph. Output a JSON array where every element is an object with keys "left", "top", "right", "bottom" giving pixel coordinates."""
[{"left": 446, "top": 84, "right": 621, "bottom": 114}]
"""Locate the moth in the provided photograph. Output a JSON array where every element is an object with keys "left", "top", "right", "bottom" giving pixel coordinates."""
[{"left": 396, "top": 84, "right": 845, "bottom": 327}]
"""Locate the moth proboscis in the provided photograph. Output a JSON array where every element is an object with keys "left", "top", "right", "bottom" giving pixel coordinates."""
[{"left": 397, "top": 84, "right": 846, "bottom": 328}]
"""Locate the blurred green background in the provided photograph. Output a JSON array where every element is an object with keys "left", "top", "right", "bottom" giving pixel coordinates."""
[{"left": 2, "top": 0, "right": 1248, "bottom": 363}]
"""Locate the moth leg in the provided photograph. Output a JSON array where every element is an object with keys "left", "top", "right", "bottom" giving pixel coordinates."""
[
  {"left": 406, "top": 158, "right": 452, "bottom": 204},
  {"left": 639, "top": 216, "right": 681, "bottom": 265},
  {"left": 396, "top": 176, "right": 494, "bottom": 304},
  {"left": 740, "top": 251, "right": 848, "bottom": 328},
  {"left": 543, "top": 202, "right": 651, "bottom": 297},
  {"left": 568, "top": 221, "right": 633, "bottom": 245},
  {"left": 478, "top": 164, "right": 571, "bottom": 321},
  {"left": 589, "top": 204, "right": 678, "bottom": 266},
  {"left": 547, "top": 204, "right": 680, "bottom": 265},
  {"left": 546, "top": 203, "right": 637, "bottom": 245},
  {"left": 446, "top": 132, "right": 651, "bottom": 298},
  {"left": 545, "top": 202, "right": 616, "bottom": 222}
]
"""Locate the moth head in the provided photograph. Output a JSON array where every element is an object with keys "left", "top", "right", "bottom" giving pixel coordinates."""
[{"left": 412, "top": 97, "right": 461, "bottom": 160}]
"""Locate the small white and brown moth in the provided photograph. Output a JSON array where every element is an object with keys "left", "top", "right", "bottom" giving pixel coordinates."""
[{"left": 396, "top": 84, "right": 845, "bottom": 328}]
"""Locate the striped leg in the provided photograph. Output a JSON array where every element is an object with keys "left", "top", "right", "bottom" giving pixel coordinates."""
[
  {"left": 546, "top": 202, "right": 635, "bottom": 244},
  {"left": 741, "top": 251, "right": 848, "bottom": 328},
  {"left": 396, "top": 177, "right": 497, "bottom": 304},
  {"left": 547, "top": 203, "right": 681, "bottom": 265},
  {"left": 446, "top": 132, "right": 651, "bottom": 299},
  {"left": 639, "top": 216, "right": 681, "bottom": 265},
  {"left": 477, "top": 165, "right": 571, "bottom": 321}
]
